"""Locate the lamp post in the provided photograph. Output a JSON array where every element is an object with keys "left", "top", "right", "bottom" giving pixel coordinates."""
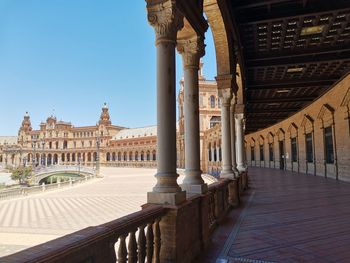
[
  {"left": 41, "top": 140, "right": 45, "bottom": 166},
  {"left": 95, "top": 131, "right": 100, "bottom": 177},
  {"left": 32, "top": 137, "right": 37, "bottom": 167},
  {"left": 78, "top": 157, "right": 81, "bottom": 176}
]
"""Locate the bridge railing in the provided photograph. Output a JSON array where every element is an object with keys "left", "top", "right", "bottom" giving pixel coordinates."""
[
  {"left": 34, "top": 165, "right": 96, "bottom": 176},
  {"left": 0, "top": 174, "right": 96, "bottom": 201}
]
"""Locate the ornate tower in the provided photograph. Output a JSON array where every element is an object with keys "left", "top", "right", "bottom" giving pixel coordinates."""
[
  {"left": 98, "top": 103, "right": 112, "bottom": 126},
  {"left": 19, "top": 112, "right": 32, "bottom": 133}
]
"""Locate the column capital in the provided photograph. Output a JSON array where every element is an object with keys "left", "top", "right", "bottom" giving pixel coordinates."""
[
  {"left": 230, "top": 94, "right": 237, "bottom": 107},
  {"left": 216, "top": 74, "right": 239, "bottom": 93},
  {"left": 235, "top": 113, "right": 245, "bottom": 121},
  {"left": 177, "top": 35, "right": 205, "bottom": 69},
  {"left": 146, "top": 0, "right": 184, "bottom": 45}
]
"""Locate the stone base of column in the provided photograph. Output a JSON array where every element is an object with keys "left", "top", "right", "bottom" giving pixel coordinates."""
[
  {"left": 181, "top": 183, "right": 208, "bottom": 194},
  {"left": 237, "top": 165, "right": 246, "bottom": 172},
  {"left": 220, "top": 170, "right": 235, "bottom": 179},
  {"left": 147, "top": 191, "right": 186, "bottom": 205},
  {"left": 228, "top": 179, "right": 240, "bottom": 207}
]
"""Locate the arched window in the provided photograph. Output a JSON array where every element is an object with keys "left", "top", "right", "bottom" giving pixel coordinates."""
[
  {"left": 208, "top": 143, "right": 212, "bottom": 162},
  {"left": 210, "top": 116, "right": 221, "bottom": 128},
  {"left": 67, "top": 153, "right": 70, "bottom": 162},
  {"left": 93, "top": 152, "right": 97, "bottom": 161},
  {"left": 135, "top": 151, "right": 139, "bottom": 161},
  {"left": 141, "top": 151, "right": 144, "bottom": 161},
  {"left": 118, "top": 152, "right": 121, "bottom": 161},
  {"left": 210, "top": 95, "right": 215, "bottom": 108},
  {"left": 72, "top": 153, "right": 76, "bottom": 162},
  {"left": 87, "top": 152, "right": 91, "bottom": 162},
  {"left": 213, "top": 142, "right": 217, "bottom": 162},
  {"left": 152, "top": 150, "right": 156, "bottom": 161},
  {"left": 106, "top": 152, "right": 111, "bottom": 161},
  {"left": 146, "top": 151, "right": 150, "bottom": 161},
  {"left": 123, "top": 152, "right": 127, "bottom": 161}
]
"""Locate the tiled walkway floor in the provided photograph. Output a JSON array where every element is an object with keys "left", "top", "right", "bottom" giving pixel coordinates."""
[{"left": 200, "top": 167, "right": 350, "bottom": 263}]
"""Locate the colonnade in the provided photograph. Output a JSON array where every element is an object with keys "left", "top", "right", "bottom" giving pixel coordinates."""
[{"left": 145, "top": 1, "right": 246, "bottom": 205}]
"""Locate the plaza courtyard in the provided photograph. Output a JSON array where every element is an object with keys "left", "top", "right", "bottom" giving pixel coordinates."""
[{"left": 0, "top": 167, "right": 215, "bottom": 257}]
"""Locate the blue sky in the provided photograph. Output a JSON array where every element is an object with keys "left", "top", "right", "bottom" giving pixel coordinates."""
[{"left": 0, "top": 0, "right": 216, "bottom": 135}]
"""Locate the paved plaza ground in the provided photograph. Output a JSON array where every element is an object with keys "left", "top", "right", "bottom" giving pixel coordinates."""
[{"left": 0, "top": 167, "right": 217, "bottom": 257}]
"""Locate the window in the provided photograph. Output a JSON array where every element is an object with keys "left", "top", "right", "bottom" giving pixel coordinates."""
[
  {"left": 305, "top": 133, "right": 313, "bottom": 163},
  {"left": 259, "top": 144, "right": 264, "bottom": 161},
  {"left": 210, "top": 116, "right": 221, "bottom": 128},
  {"left": 210, "top": 95, "right": 215, "bottom": 108},
  {"left": 251, "top": 146, "right": 255, "bottom": 161},
  {"left": 324, "top": 126, "right": 334, "bottom": 163},
  {"left": 218, "top": 98, "right": 222, "bottom": 108},
  {"left": 291, "top": 137, "right": 297, "bottom": 162},
  {"left": 269, "top": 143, "right": 274, "bottom": 161}
]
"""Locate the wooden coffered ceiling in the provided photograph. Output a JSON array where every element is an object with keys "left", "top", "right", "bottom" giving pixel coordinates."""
[{"left": 229, "top": 0, "right": 350, "bottom": 133}]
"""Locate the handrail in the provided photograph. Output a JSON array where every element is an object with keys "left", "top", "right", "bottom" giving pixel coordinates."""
[{"left": 1, "top": 206, "right": 166, "bottom": 263}]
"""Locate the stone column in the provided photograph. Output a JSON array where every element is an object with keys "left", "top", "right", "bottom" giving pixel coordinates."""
[
  {"left": 216, "top": 75, "right": 235, "bottom": 178},
  {"left": 230, "top": 96, "right": 239, "bottom": 176},
  {"left": 177, "top": 35, "right": 207, "bottom": 194},
  {"left": 235, "top": 113, "right": 246, "bottom": 172},
  {"left": 146, "top": 0, "right": 186, "bottom": 205}
]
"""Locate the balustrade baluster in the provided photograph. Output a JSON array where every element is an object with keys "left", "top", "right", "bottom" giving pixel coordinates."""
[
  {"left": 118, "top": 234, "right": 128, "bottom": 263},
  {"left": 128, "top": 230, "right": 138, "bottom": 263},
  {"left": 138, "top": 225, "right": 146, "bottom": 263},
  {"left": 153, "top": 219, "right": 161, "bottom": 263},
  {"left": 146, "top": 222, "right": 154, "bottom": 262}
]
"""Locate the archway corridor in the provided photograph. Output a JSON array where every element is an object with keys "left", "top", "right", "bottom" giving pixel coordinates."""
[{"left": 199, "top": 167, "right": 350, "bottom": 262}]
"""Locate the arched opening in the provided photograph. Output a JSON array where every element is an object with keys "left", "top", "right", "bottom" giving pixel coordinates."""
[
  {"left": 140, "top": 151, "right": 144, "bottom": 161},
  {"left": 152, "top": 150, "right": 156, "bottom": 161},
  {"left": 112, "top": 152, "right": 116, "bottom": 161},
  {"left": 210, "top": 95, "right": 215, "bottom": 108},
  {"left": 123, "top": 152, "right": 127, "bottom": 161},
  {"left": 47, "top": 154, "right": 52, "bottom": 165},
  {"left": 146, "top": 151, "right": 150, "bottom": 161},
  {"left": 87, "top": 152, "right": 91, "bottom": 162},
  {"left": 53, "top": 154, "right": 58, "bottom": 164},
  {"left": 135, "top": 151, "right": 139, "bottom": 161},
  {"left": 72, "top": 153, "right": 76, "bottom": 162},
  {"left": 210, "top": 116, "right": 221, "bottom": 128},
  {"left": 118, "top": 152, "right": 121, "bottom": 161},
  {"left": 106, "top": 152, "right": 111, "bottom": 162},
  {"left": 208, "top": 143, "right": 212, "bottom": 162},
  {"left": 129, "top": 152, "right": 133, "bottom": 161}
]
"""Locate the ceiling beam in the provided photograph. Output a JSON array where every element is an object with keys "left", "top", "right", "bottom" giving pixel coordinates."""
[
  {"left": 246, "top": 79, "right": 335, "bottom": 90},
  {"left": 246, "top": 50, "right": 350, "bottom": 67},
  {"left": 248, "top": 96, "right": 315, "bottom": 103},
  {"left": 246, "top": 108, "right": 299, "bottom": 113},
  {"left": 246, "top": 47, "right": 350, "bottom": 64},
  {"left": 236, "top": 3, "right": 350, "bottom": 24}
]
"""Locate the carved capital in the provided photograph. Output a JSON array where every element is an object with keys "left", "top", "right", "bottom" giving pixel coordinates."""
[
  {"left": 177, "top": 35, "right": 205, "bottom": 69},
  {"left": 146, "top": 0, "right": 184, "bottom": 44}
]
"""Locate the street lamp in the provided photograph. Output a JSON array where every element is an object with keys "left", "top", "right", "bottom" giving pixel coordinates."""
[
  {"left": 95, "top": 131, "right": 100, "bottom": 176},
  {"left": 78, "top": 157, "right": 81, "bottom": 176},
  {"left": 32, "top": 137, "right": 37, "bottom": 167},
  {"left": 41, "top": 140, "right": 45, "bottom": 166}
]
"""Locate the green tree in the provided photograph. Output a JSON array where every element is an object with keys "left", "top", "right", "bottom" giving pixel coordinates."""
[{"left": 11, "top": 167, "right": 32, "bottom": 184}]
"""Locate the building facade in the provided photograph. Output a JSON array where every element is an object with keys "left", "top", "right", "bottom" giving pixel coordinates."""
[{"left": 0, "top": 66, "right": 223, "bottom": 174}]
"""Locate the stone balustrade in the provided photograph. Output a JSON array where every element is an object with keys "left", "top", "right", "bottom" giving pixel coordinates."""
[{"left": 2, "top": 172, "right": 248, "bottom": 263}]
